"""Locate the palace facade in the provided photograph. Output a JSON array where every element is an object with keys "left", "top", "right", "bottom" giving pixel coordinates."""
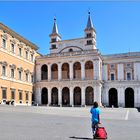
[
  {"left": 0, "top": 23, "right": 38, "bottom": 106},
  {"left": 35, "top": 13, "right": 140, "bottom": 108}
]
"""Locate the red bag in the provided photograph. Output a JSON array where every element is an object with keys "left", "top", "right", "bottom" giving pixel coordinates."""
[{"left": 95, "top": 127, "right": 107, "bottom": 139}]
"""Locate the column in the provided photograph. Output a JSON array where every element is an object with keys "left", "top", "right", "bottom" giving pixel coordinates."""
[
  {"left": 117, "top": 87, "right": 124, "bottom": 107},
  {"left": 118, "top": 87, "right": 125, "bottom": 107},
  {"left": 134, "top": 87, "right": 138, "bottom": 107},
  {"left": 70, "top": 87, "right": 73, "bottom": 106},
  {"left": 81, "top": 86, "right": 85, "bottom": 106},
  {"left": 48, "top": 63, "right": 51, "bottom": 81},
  {"left": 69, "top": 62, "right": 73, "bottom": 80},
  {"left": 137, "top": 87, "right": 140, "bottom": 107},
  {"left": 36, "top": 87, "right": 41, "bottom": 105},
  {"left": 93, "top": 60, "right": 101, "bottom": 80},
  {"left": 102, "top": 64, "right": 108, "bottom": 81},
  {"left": 48, "top": 87, "right": 51, "bottom": 106},
  {"left": 134, "top": 63, "right": 140, "bottom": 81},
  {"left": 94, "top": 84, "right": 102, "bottom": 106},
  {"left": 58, "top": 87, "right": 62, "bottom": 106},
  {"left": 36, "top": 63, "right": 41, "bottom": 82},
  {"left": 81, "top": 61, "right": 85, "bottom": 80},
  {"left": 58, "top": 63, "right": 62, "bottom": 81}
]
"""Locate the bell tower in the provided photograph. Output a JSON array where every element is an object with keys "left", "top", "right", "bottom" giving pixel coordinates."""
[
  {"left": 84, "top": 12, "right": 96, "bottom": 49},
  {"left": 49, "top": 17, "right": 61, "bottom": 50}
]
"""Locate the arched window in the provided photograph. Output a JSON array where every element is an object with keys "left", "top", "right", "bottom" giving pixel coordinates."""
[
  {"left": 73, "top": 62, "right": 81, "bottom": 79},
  {"left": 41, "top": 65, "right": 48, "bottom": 80},
  {"left": 85, "top": 61, "right": 93, "bottom": 79},
  {"left": 62, "top": 63, "right": 69, "bottom": 79},
  {"left": 51, "top": 64, "right": 58, "bottom": 80}
]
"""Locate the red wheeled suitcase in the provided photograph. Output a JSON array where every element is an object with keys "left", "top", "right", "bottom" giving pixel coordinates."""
[{"left": 94, "top": 127, "right": 107, "bottom": 139}]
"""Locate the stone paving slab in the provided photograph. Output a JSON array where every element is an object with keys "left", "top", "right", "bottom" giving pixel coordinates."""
[{"left": 0, "top": 105, "right": 139, "bottom": 140}]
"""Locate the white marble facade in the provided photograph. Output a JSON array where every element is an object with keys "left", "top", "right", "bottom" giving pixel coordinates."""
[{"left": 35, "top": 13, "right": 140, "bottom": 107}]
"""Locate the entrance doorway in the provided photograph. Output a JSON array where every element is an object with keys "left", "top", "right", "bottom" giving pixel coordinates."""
[
  {"left": 41, "top": 88, "right": 48, "bottom": 105},
  {"left": 74, "top": 87, "right": 81, "bottom": 106},
  {"left": 62, "top": 87, "right": 70, "bottom": 106},
  {"left": 125, "top": 88, "right": 134, "bottom": 107},
  {"left": 109, "top": 88, "right": 118, "bottom": 107}
]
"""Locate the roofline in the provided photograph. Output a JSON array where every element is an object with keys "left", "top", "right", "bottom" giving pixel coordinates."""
[
  {"left": 0, "top": 22, "right": 39, "bottom": 50},
  {"left": 52, "top": 37, "right": 84, "bottom": 43}
]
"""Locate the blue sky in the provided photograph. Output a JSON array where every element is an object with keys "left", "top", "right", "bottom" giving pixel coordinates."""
[{"left": 0, "top": 1, "right": 140, "bottom": 55}]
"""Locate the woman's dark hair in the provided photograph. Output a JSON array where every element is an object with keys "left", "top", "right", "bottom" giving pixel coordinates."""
[{"left": 93, "top": 101, "right": 98, "bottom": 108}]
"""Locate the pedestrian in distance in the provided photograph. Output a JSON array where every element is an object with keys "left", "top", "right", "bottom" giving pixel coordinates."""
[{"left": 90, "top": 101, "right": 101, "bottom": 138}]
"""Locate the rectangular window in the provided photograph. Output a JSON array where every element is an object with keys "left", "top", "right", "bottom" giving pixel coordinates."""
[
  {"left": 19, "top": 48, "right": 22, "bottom": 56},
  {"left": 11, "top": 90, "right": 15, "bottom": 100},
  {"left": 25, "top": 51, "right": 28, "bottom": 59},
  {"left": 51, "top": 38, "right": 56, "bottom": 42},
  {"left": 31, "top": 75, "right": 34, "bottom": 83},
  {"left": 11, "top": 69, "right": 14, "bottom": 78},
  {"left": 86, "top": 33, "right": 92, "bottom": 38},
  {"left": 2, "top": 89, "right": 6, "bottom": 99},
  {"left": 87, "top": 40, "right": 93, "bottom": 45},
  {"left": 19, "top": 91, "right": 22, "bottom": 100},
  {"left": 26, "top": 73, "right": 28, "bottom": 81},
  {"left": 2, "top": 39, "right": 6, "bottom": 48},
  {"left": 111, "top": 73, "right": 115, "bottom": 81},
  {"left": 11, "top": 44, "right": 14, "bottom": 53},
  {"left": 31, "top": 54, "right": 34, "bottom": 62},
  {"left": 51, "top": 44, "right": 56, "bottom": 49},
  {"left": 18, "top": 71, "right": 21, "bottom": 80},
  {"left": 111, "top": 64, "right": 115, "bottom": 69},
  {"left": 2, "top": 66, "right": 6, "bottom": 76},
  {"left": 26, "top": 92, "right": 29, "bottom": 100},
  {"left": 127, "top": 73, "right": 131, "bottom": 80}
]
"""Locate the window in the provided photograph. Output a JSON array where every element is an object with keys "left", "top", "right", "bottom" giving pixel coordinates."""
[
  {"left": 31, "top": 75, "right": 34, "bottom": 83},
  {"left": 25, "top": 51, "right": 28, "bottom": 59},
  {"left": 26, "top": 73, "right": 28, "bottom": 81},
  {"left": 11, "top": 44, "right": 14, "bottom": 53},
  {"left": 127, "top": 72, "right": 131, "bottom": 80},
  {"left": 86, "top": 33, "right": 92, "bottom": 38},
  {"left": 31, "top": 54, "right": 34, "bottom": 62},
  {"left": 19, "top": 91, "right": 22, "bottom": 100},
  {"left": 51, "top": 38, "right": 56, "bottom": 42},
  {"left": 26, "top": 92, "right": 29, "bottom": 100},
  {"left": 18, "top": 71, "right": 22, "bottom": 80},
  {"left": 19, "top": 48, "right": 22, "bottom": 56},
  {"left": 69, "top": 48, "right": 73, "bottom": 52},
  {"left": 51, "top": 44, "right": 56, "bottom": 49},
  {"left": 111, "top": 73, "right": 115, "bottom": 81},
  {"left": 2, "top": 66, "right": 6, "bottom": 76},
  {"left": 127, "top": 63, "right": 131, "bottom": 67},
  {"left": 111, "top": 64, "right": 115, "bottom": 69},
  {"left": 87, "top": 40, "right": 93, "bottom": 45},
  {"left": 2, "top": 39, "right": 6, "bottom": 48},
  {"left": 2, "top": 89, "right": 6, "bottom": 99},
  {"left": 11, "top": 90, "right": 15, "bottom": 100},
  {"left": 11, "top": 69, "right": 14, "bottom": 78}
]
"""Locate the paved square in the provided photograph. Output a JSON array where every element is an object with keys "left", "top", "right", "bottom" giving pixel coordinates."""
[{"left": 0, "top": 105, "right": 140, "bottom": 140}]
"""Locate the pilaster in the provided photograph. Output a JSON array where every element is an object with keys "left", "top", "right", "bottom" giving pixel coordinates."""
[
  {"left": 69, "top": 62, "right": 73, "bottom": 80},
  {"left": 81, "top": 86, "right": 85, "bottom": 106},
  {"left": 70, "top": 87, "right": 73, "bottom": 106},
  {"left": 58, "top": 63, "right": 62, "bottom": 81},
  {"left": 48, "top": 64, "right": 51, "bottom": 81},
  {"left": 48, "top": 87, "right": 51, "bottom": 105}
]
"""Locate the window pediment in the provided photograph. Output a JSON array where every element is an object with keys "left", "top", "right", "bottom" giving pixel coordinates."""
[
  {"left": 17, "top": 67, "right": 23, "bottom": 71},
  {"left": 9, "top": 64, "right": 16, "bottom": 69},
  {"left": 0, "top": 61, "right": 8, "bottom": 66},
  {"left": 1, "top": 33, "right": 8, "bottom": 40}
]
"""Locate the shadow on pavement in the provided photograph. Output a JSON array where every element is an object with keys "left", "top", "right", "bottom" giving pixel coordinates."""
[{"left": 69, "top": 136, "right": 93, "bottom": 140}]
